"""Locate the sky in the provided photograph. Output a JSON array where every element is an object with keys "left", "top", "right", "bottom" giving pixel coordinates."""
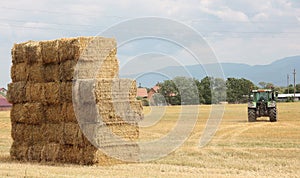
[{"left": 0, "top": 0, "right": 300, "bottom": 87}]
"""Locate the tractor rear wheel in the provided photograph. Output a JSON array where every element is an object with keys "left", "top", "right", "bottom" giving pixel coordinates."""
[
  {"left": 248, "top": 109, "right": 256, "bottom": 122},
  {"left": 269, "top": 108, "right": 277, "bottom": 122}
]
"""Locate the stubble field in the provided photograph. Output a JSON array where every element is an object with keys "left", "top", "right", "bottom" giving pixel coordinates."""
[{"left": 0, "top": 103, "right": 299, "bottom": 177}]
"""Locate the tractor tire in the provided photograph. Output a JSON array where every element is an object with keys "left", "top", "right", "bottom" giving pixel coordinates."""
[
  {"left": 269, "top": 108, "right": 277, "bottom": 122},
  {"left": 248, "top": 109, "right": 256, "bottom": 122}
]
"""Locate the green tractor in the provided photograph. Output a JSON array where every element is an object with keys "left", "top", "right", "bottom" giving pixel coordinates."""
[{"left": 248, "top": 89, "right": 278, "bottom": 122}]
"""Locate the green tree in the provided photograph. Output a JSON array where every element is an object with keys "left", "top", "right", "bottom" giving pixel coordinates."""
[
  {"left": 212, "top": 78, "right": 227, "bottom": 103},
  {"left": 173, "top": 77, "right": 199, "bottom": 105},
  {"left": 198, "top": 76, "right": 212, "bottom": 104},
  {"left": 158, "top": 80, "right": 180, "bottom": 105},
  {"left": 226, "top": 78, "right": 256, "bottom": 103},
  {"left": 158, "top": 77, "right": 200, "bottom": 105}
]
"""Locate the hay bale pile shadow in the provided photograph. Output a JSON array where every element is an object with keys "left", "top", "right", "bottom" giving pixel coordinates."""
[{"left": 7, "top": 37, "right": 143, "bottom": 165}]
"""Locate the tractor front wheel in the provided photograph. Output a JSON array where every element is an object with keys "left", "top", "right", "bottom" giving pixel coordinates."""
[
  {"left": 248, "top": 109, "right": 256, "bottom": 122},
  {"left": 269, "top": 108, "right": 277, "bottom": 122}
]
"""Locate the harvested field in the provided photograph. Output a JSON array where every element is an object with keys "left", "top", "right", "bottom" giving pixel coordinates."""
[{"left": 0, "top": 102, "right": 300, "bottom": 177}]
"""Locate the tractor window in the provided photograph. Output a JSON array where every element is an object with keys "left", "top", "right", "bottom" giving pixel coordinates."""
[{"left": 257, "top": 92, "right": 269, "bottom": 101}]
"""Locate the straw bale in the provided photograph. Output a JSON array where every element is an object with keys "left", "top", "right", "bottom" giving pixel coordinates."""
[
  {"left": 85, "top": 145, "right": 123, "bottom": 166},
  {"left": 58, "top": 38, "right": 81, "bottom": 62},
  {"left": 59, "top": 60, "right": 77, "bottom": 81},
  {"left": 60, "top": 82, "right": 73, "bottom": 103},
  {"left": 24, "top": 102, "right": 44, "bottom": 124},
  {"left": 28, "top": 63, "right": 44, "bottom": 82},
  {"left": 58, "top": 145, "right": 82, "bottom": 164},
  {"left": 75, "top": 68, "right": 97, "bottom": 80},
  {"left": 24, "top": 41, "right": 42, "bottom": 64},
  {"left": 44, "top": 82, "right": 60, "bottom": 104},
  {"left": 40, "top": 143, "right": 60, "bottom": 162},
  {"left": 44, "top": 63, "right": 59, "bottom": 82},
  {"left": 75, "top": 103, "right": 99, "bottom": 123},
  {"left": 96, "top": 101, "right": 142, "bottom": 123},
  {"left": 79, "top": 37, "right": 116, "bottom": 62},
  {"left": 63, "top": 122, "right": 86, "bottom": 146},
  {"left": 28, "top": 144, "right": 43, "bottom": 161},
  {"left": 11, "top": 122, "right": 33, "bottom": 143},
  {"left": 129, "top": 100, "right": 143, "bottom": 115},
  {"left": 108, "top": 123, "right": 139, "bottom": 141},
  {"left": 45, "top": 104, "right": 63, "bottom": 124},
  {"left": 10, "top": 141, "right": 29, "bottom": 161},
  {"left": 11, "top": 62, "right": 28, "bottom": 82},
  {"left": 81, "top": 144, "right": 123, "bottom": 166},
  {"left": 31, "top": 124, "right": 43, "bottom": 143},
  {"left": 10, "top": 103, "right": 44, "bottom": 125},
  {"left": 97, "top": 101, "right": 114, "bottom": 113},
  {"left": 81, "top": 122, "right": 139, "bottom": 146},
  {"left": 58, "top": 37, "right": 93, "bottom": 62},
  {"left": 81, "top": 144, "right": 98, "bottom": 165},
  {"left": 26, "top": 83, "right": 46, "bottom": 102},
  {"left": 74, "top": 79, "right": 96, "bottom": 104},
  {"left": 61, "top": 102, "right": 76, "bottom": 123},
  {"left": 82, "top": 144, "right": 139, "bottom": 165},
  {"left": 41, "top": 123, "right": 64, "bottom": 143},
  {"left": 7, "top": 81, "right": 26, "bottom": 104},
  {"left": 10, "top": 104, "right": 23, "bottom": 123},
  {"left": 40, "top": 40, "right": 58, "bottom": 64},
  {"left": 11, "top": 42, "right": 26, "bottom": 64},
  {"left": 9, "top": 36, "right": 143, "bottom": 165}
]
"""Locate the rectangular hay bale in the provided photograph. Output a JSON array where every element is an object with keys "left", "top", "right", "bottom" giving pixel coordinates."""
[
  {"left": 7, "top": 81, "right": 26, "bottom": 104},
  {"left": 40, "top": 123, "right": 64, "bottom": 143},
  {"left": 58, "top": 38, "right": 81, "bottom": 62},
  {"left": 24, "top": 41, "right": 42, "bottom": 64},
  {"left": 63, "top": 122, "right": 86, "bottom": 146},
  {"left": 58, "top": 145, "right": 82, "bottom": 164},
  {"left": 44, "top": 63, "right": 60, "bottom": 82},
  {"left": 11, "top": 62, "right": 28, "bottom": 82},
  {"left": 44, "top": 82, "right": 60, "bottom": 104},
  {"left": 11, "top": 43, "right": 25, "bottom": 64},
  {"left": 11, "top": 122, "right": 33, "bottom": 144},
  {"left": 26, "top": 83, "right": 46, "bottom": 103},
  {"left": 59, "top": 60, "right": 77, "bottom": 81},
  {"left": 40, "top": 143, "right": 60, "bottom": 162},
  {"left": 27, "top": 144, "right": 43, "bottom": 161},
  {"left": 28, "top": 63, "right": 44, "bottom": 83},
  {"left": 40, "top": 40, "right": 59, "bottom": 64},
  {"left": 60, "top": 82, "right": 73, "bottom": 103},
  {"left": 45, "top": 104, "right": 63, "bottom": 124},
  {"left": 10, "top": 141, "right": 29, "bottom": 161},
  {"left": 61, "top": 102, "right": 76, "bottom": 123}
]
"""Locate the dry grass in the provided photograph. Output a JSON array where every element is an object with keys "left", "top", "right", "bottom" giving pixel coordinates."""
[{"left": 1, "top": 102, "right": 300, "bottom": 177}]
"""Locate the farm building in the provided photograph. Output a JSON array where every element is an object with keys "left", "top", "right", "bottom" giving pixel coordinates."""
[
  {"left": 277, "top": 93, "right": 300, "bottom": 101},
  {"left": 136, "top": 88, "right": 148, "bottom": 98},
  {"left": 147, "top": 85, "right": 159, "bottom": 100},
  {"left": 0, "top": 95, "right": 12, "bottom": 111}
]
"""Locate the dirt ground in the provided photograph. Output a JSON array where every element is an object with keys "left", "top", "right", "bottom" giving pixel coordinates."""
[{"left": 0, "top": 103, "right": 299, "bottom": 177}]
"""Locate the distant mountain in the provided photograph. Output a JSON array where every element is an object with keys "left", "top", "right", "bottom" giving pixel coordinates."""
[{"left": 121, "top": 56, "right": 300, "bottom": 87}]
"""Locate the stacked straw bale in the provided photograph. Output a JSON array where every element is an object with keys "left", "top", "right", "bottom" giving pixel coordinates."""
[{"left": 7, "top": 37, "right": 143, "bottom": 165}]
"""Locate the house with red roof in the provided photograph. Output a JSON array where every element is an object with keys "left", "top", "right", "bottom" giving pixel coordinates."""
[
  {"left": 148, "top": 85, "right": 159, "bottom": 100},
  {"left": 0, "top": 95, "right": 12, "bottom": 111},
  {"left": 136, "top": 88, "right": 148, "bottom": 98}
]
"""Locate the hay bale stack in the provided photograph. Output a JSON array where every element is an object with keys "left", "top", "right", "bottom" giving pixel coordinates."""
[{"left": 7, "top": 37, "right": 143, "bottom": 165}]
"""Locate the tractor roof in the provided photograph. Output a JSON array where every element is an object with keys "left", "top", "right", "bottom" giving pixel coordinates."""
[{"left": 252, "top": 89, "right": 272, "bottom": 92}]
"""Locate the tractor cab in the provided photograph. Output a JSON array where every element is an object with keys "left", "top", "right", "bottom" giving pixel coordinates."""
[{"left": 248, "top": 89, "right": 278, "bottom": 122}]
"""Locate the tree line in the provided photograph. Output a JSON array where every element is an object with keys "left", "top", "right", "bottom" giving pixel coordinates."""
[{"left": 148, "top": 76, "right": 300, "bottom": 105}]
